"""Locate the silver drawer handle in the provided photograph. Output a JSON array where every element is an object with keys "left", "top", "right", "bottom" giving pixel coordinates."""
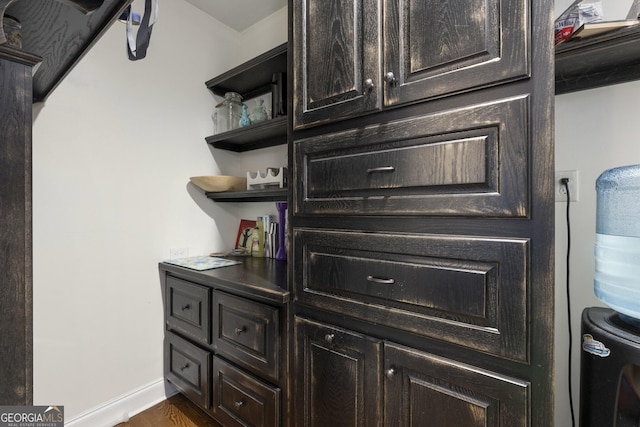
[
  {"left": 181, "top": 304, "right": 191, "bottom": 311},
  {"left": 234, "top": 400, "right": 245, "bottom": 409},
  {"left": 366, "top": 166, "right": 395, "bottom": 174},
  {"left": 367, "top": 275, "right": 395, "bottom": 285},
  {"left": 234, "top": 326, "right": 247, "bottom": 336},
  {"left": 385, "top": 368, "right": 396, "bottom": 379},
  {"left": 180, "top": 363, "right": 190, "bottom": 371}
]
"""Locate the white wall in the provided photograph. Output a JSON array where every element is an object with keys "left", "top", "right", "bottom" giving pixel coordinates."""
[
  {"left": 554, "top": 3, "right": 640, "bottom": 426},
  {"left": 32, "top": 0, "right": 286, "bottom": 422}
]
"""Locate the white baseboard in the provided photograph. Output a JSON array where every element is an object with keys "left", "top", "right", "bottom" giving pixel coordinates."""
[{"left": 65, "top": 379, "right": 178, "bottom": 427}]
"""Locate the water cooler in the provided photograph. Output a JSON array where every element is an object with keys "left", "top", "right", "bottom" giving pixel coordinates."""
[
  {"left": 580, "top": 164, "right": 640, "bottom": 426},
  {"left": 581, "top": 307, "right": 640, "bottom": 426}
]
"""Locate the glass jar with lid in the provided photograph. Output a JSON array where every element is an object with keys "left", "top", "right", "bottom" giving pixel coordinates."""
[{"left": 215, "top": 92, "right": 243, "bottom": 133}]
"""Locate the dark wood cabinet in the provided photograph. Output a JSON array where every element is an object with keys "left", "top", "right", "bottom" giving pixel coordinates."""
[
  {"left": 292, "top": 0, "right": 381, "bottom": 129},
  {"left": 294, "top": 317, "right": 382, "bottom": 427},
  {"left": 381, "top": 0, "right": 529, "bottom": 107},
  {"left": 160, "top": 259, "right": 290, "bottom": 427},
  {"left": 293, "top": 96, "right": 530, "bottom": 217},
  {"left": 292, "top": 0, "right": 529, "bottom": 129},
  {"left": 290, "top": 0, "right": 555, "bottom": 425},
  {"left": 383, "top": 343, "right": 530, "bottom": 427}
]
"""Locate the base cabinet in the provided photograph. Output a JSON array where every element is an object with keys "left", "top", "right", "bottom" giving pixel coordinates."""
[
  {"left": 161, "top": 262, "right": 289, "bottom": 427},
  {"left": 295, "top": 317, "right": 530, "bottom": 427},
  {"left": 294, "top": 317, "right": 382, "bottom": 427}
]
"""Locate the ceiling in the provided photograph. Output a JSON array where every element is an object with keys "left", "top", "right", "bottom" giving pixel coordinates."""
[{"left": 183, "top": 0, "right": 286, "bottom": 31}]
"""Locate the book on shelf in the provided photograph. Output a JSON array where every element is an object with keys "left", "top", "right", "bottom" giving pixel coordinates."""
[
  {"left": 235, "top": 219, "right": 257, "bottom": 254},
  {"left": 570, "top": 19, "right": 640, "bottom": 40},
  {"left": 234, "top": 216, "right": 279, "bottom": 258}
]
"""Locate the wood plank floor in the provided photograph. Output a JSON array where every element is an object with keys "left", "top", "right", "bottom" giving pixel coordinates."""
[{"left": 115, "top": 393, "right": 223, "bottom": 427}]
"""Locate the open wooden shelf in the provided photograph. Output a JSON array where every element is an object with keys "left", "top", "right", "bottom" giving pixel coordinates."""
[
  {"left": 555, "top": 25, "right": 640, "bottom": 94},
  {"left": 205, "top": 188, "right": 287, "bottom": 202},
  {"left": 205, "top": 116, "right": 287, "bottom": 152}
]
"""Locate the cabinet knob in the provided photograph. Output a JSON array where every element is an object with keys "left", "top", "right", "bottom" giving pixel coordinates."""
[
  {"left": 181, "top": 304, "right": 191, "bottom": 311},
  {"left": 385, "top": 368, "right": 396, "bottom": 379},
  {"left": 324, "top": 333, "right": 335, "bottom": 345},
  {"left": 180, "top": 363, "right": 190, "bottom": 371},
  {"left": 384, "top": 72, "right": 398, "bottom": 86},
  {"left": 364, "top": 78, "right": 375, "bottom": 92},
  {"left": 234, "top": 400, "right": 245, "bottom": 409},
  {"left": 234, "top": 326, "right": 247, "bottom": 336}
]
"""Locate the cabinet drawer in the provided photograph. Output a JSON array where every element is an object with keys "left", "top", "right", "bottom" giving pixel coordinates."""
[
  {"left": 166, "top": 276, "right": 211, "bottom": 344},
  {"left": 294, "top": 228, "right": 529, "bottom": 362},
  {"left": 294, "top": 96, "right": 528, "bottom": 217},
  {"left": 384, "top": 343, "right": 530, "bottom": 426},
  {"left": 213, "top": 292, "right": 280, "bottom": 383},
  {"left": 164, "top": 332, "right": 211, "bottom": 410},
  {"left": 211, "top": 356, "right": 280, "bottom": 427}
]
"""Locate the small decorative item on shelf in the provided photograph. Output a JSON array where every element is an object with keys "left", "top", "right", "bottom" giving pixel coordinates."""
[
  {"left": 211, "top": 111, "right": 218, "bottom": 134},
  {"left": 246, "top": 167, "right": 287, "bottom": 190},
  {"left": 249, "top": 99, "right": 268, "bottom": 124},
  {"left": 271, "top": 72, "right": 286, "bottom": 117},
  {"left": 189, "top": 176, "right": 247, "bottom": 192},
  {"left": 275, "top": 202, "right": 287, "bottom": 261},
  {"left": 239, "top": 104, "right": 251, "bottom": 127},
  {"left": 215, "top": 92, "right": 243, "bottom": 133}
]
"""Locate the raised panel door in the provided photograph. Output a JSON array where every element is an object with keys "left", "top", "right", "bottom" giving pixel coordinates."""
[
  {"left": 383, "top": 0, "right": 529, "bottom": 106},
  {"left": 294, "top": 317, "right": 382, "bottom": 427},
  {"left": 384, "top": 343, "right": 530, "bottom": 426},
  {"left": 292, "top": 0, "right": 381, "bottom": 129}
]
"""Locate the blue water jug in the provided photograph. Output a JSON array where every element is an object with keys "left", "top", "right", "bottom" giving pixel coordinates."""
[{"left": 594, "top": 164, "right": 640, "bottom": 322}]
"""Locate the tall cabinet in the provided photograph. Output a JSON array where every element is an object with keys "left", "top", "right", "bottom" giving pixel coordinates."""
[
  {"left": 290, "top": 0, "right": 555, "bottom": 425},
  {"left": 0, "top": 44, "right": 40, "bottom": 406}
]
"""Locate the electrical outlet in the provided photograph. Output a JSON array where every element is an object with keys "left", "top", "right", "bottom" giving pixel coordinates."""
[
  {"left": 555, "top": 170, "right": 579, "bottom": 202},
  {"left": 169, "top": 247, "right": 189, "bottom": 259}
]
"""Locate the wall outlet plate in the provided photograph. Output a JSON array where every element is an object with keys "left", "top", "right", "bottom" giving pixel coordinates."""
[
  {"left": 555, "top": 170, "right": 579, "bottom": 202},
  {"left": 169, "top": 247, "right": 189, "bottom": 259}
]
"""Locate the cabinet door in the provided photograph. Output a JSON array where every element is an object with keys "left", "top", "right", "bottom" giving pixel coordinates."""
[
  {"left": 383, "top": 0, "right": 529, "bottom": 107},
  {"left": 384, "top": 343, "right": 530, "bottom": 426},
  {"left": 292, "top": 0, "right": 381, "bottom": 129},
  {"left": 294, "top": 317, "right": 382, "bottom": 427}
]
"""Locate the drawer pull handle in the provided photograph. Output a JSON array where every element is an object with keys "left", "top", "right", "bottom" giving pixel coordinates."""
[
  {"left": 234, "top": 326, "right": 247, "bottom": 336},
  {"left": 385, "top": 368, "right": 396, "bottom": 379},
  {"left": 366, "top": 166, "right": 395, "bottom": 174},
  {"left": 324, "top": 333, "right": 335, "bottom": 345},
  {"left": 367, "top": 275, "right": 395, "bottom": 285},
  {"left": 180, "top": 363, "right": 190, "bottom": 371},
  {"left": 181, "top": 304, "right": 191, "bottom": 311},
  {"left": 234, "top": 400, "right": 245, "bottom": 409}
]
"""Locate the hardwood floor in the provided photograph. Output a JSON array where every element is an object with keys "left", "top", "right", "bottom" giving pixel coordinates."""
[{"left": 115, "top": 393, "right": 223, "bottom": 427}]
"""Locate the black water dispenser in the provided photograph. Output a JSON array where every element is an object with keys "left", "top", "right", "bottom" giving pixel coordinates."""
[{"left": 580, "top": 307, "right": 640, "bottom": 426}]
